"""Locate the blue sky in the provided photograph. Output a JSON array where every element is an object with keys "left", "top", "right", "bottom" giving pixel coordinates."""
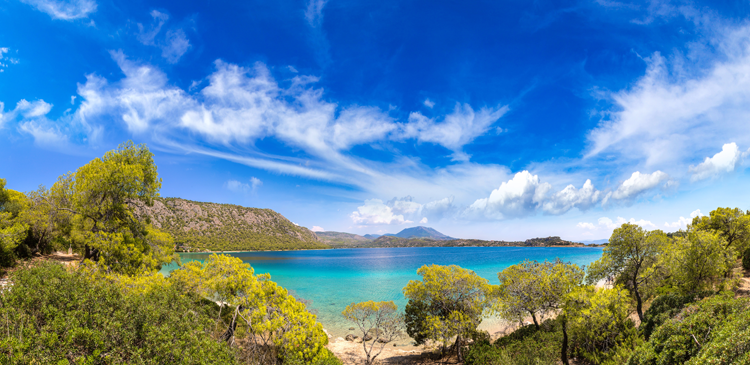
[{"left": 2, "top": 0, "right": 750, "bottom": 241}]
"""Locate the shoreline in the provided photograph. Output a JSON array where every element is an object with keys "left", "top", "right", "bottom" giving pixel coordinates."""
[{"left": 178, "top": 245, "right": 604, "bottom": 254}]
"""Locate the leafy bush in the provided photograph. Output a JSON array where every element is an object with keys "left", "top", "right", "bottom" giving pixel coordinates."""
[
  {"left": 0, "top": 262, "right": 238, "bottom": 364},
  {"left": 640, "top": 291, "right": 712, "bottom": 340},
  {"left": 465, "top": 321, "right": 561, "bottom": 365},
  {"left": 567, "top": 286, "right": 639, "bottom": 365},
  {"left": 628, "top": 293, "right": 750, "bottom": 365},
  {"left": 743, "top": 246, "right": 750, "bottom": 270}
]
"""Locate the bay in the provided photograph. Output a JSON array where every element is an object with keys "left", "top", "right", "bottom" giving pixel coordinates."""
[{"left": 161, "top": 246, "right": 603, "bottom": 339}]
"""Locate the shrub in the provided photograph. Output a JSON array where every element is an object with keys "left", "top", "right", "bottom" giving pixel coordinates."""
[
  {"left": 465, "top": 321, "right": 561, "bottom": 365},
  {"left": 640, "top": 291, "right": 712, "bottom": 340},
  {"left": 0, "top": 262, "right": 237, "bottom": 364},
  {"left": 743, "top": 247, "right": 750, "bottom": 270},
  {"left": 628, "top": 293, "right": 749, "bottom": 365}
]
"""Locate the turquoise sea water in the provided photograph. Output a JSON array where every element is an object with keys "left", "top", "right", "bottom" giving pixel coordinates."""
[{"left": 161, "top": 246, "right": 603, "bottom": 338}]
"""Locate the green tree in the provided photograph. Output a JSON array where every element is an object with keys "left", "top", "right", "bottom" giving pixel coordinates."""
[
  {"left": 48, "top": 141, "right": 175, "bottom": 274},
  {"left": 171, "top": 254, "right": 331, "bottom": 364},
  {"left": 665, "top": 229, "right": 735, "bottom": 293},
  {"left": 587, "top": 223, "right": 668, "bottom": 322},
  {"left": 496, "top": 259, "right": 583, "bottom": 331},
  {"left": 692, "top": 207, "right": 750, "bottom": 251},
  {"left": 565, "top": 285, "right": 638, "bottom": 365},
  {"left": 403, "top": 264, "right": 493, "bottom": 360},
  {"left": 342, "top": 301, "right": 402, "bottom": 365},
  {"left": 0, "top": 179, "right": 29, "bottom": 267}
]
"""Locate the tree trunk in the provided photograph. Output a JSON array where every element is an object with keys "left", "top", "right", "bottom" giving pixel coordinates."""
[
  {"left": 561, "top": 315, "right": 569, "bottom": 365},
  {"left": 531, "top": 312, "right": 540, "bottom": 330},
  {"left": 633, "top": 274, "right": 644, "bottom": 322}
]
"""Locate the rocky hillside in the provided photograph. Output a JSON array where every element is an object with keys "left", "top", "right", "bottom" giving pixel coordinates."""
[
  {"left": 315, "top": 231, "right": 371, "bottom": 247},
  {"left": 131, "top": 198, "right": 327, "bottom": 252}
]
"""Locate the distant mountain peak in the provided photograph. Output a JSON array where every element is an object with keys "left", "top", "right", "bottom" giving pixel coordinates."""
[{"left": 392, "top": 226, "right": 454, "bottom": 240}]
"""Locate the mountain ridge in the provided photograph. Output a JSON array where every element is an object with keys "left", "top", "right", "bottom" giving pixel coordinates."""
[{"left": 132, "top": 197, "right": 327, "bottom": 252}]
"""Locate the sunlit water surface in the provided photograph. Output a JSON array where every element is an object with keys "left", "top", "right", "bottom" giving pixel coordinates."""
[{"left": 161, "top": 247, "right": 603, "bottom": 339}]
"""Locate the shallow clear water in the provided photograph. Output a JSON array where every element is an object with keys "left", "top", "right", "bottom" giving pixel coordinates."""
[{"left": 161, "top": 246, "right": 603, "bottom": 338}]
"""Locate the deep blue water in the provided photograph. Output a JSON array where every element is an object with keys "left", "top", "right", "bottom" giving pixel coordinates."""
[{"left": 161, "top": 246, "right": 602, "bottom": 338}]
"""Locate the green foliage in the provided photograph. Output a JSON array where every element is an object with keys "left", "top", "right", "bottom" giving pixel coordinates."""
[
  {"left": 171, "top": 254, "right": 330, "bottom": 364},
  {"left": 48, "top": 141, "right": 175, "bottom": 274},
  {"left": 628, "top": 293, "right": 749, "bottom": 365},
  {"left": 0, "top": 180, "right": 29, "bottom": 268},
  {"left": 566, "top": 286, "right": 639, "bottom": 365},
  {"left": 496, "top": 259, "right": 584, "bottom": 328},
  {"left": 663, "top": 229, "right": 735, "bottom": 293},
  {"left": 640, "top": 291, "right": 712, "bottom": 340},
  {"left": 403, "top": 264, "right": 494, "bottom": 359},
  {"left": 743, "top": 246, "right": 750, "bottom": 270},
  {"left": 0, "top": 262, "right": 237, "bottom": 364},
  {"left": 692, "top": 207, "right": 750, "bottom": 252},
  {"left": 587, "top": 224, "right": 669, "bottom": 321},
  {"left": 465, "top": 320, "right": 562, "bottom": 365},
  {"left": 342, "top": 301, "right": 402, "bottom": 365}
]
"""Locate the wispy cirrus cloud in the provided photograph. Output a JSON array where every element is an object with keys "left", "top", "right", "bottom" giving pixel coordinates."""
[
  {"left": 20, "top": 0, "right": 97, "bottom": 20},
  {"left": 137, "top": 10, "right": 191, "bottom": 64}
]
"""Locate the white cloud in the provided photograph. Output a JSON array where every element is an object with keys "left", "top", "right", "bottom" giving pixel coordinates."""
[
  {"left": 664, "top": 209, "right": 703, "bottom": 229},
  {"left": 304, "top": 0, "right": 328, "bottom": 28},
  {"left": 466, "top": 171, "right": 548, "bottom": 220},
  {"left": 586, "top": 23, "right": 750, "bottom": 169},
  {"left": 18, "top": 121, "right": 68, "bottom": 146},
  {"left": 20, "top": 0, "right": 97, "bottom": 20},
  {"left": 250, "top": 176, "right": 262, "bottom": 191},
  {"left": 689, "top": 143, "right": 742, "bottom": 181},
  {"left": 467, "top": 171, "right": 602, "bottom": 219},
  {"left": 311, "top": 226, "right": 325, "bottom": 232},
  {"left": 225, "top": 177, "right": 262, "bottom": 194},
  {"left": 603, "top": 171, "right": 669, "bottom": 205},
  {"left": 161, "top": 29, "right": 191, "bottom": 63},
  {"left": 542, "top": 179, "right": 600, "bottom": 214},
  {"left": 350, "top": 199, "right": 410, "bottom": 225},
  {"left": 423, "top": 98, "right": 435, "bottom": 108},
  {"left": 577, "top": 222, "right": 595, "bottom": 230},
  {"left": 0, "top": 48, "right": 19, "bottom": 72},
  {"left": 403, "top": 103, "right": 509, "bottom": 160},
  {"left": 350, "top": 195, "right": 457, "bottom": 225},
  {"left": 137, "top": 11, "right": 191, "bottom": 63},
  {"left": 579, "top": 216, "right": 656, "bottom": 232}
]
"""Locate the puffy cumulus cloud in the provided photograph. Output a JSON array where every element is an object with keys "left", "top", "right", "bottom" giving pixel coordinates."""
[
  {"left": 466, "top": 171, "right": 549, "bottom": 220},
  {"left": 311, "top": 226, "right": 325, "bottom": 232},
  {"left": 402, "top": 103, "right": 509, "bottom": 160},
  {"left": 350, "top": 199, "right": 410, "bottom": 225},
  {"left": 577, "top": 222, "right": 596, "bottom": 230},
  {"left": 603, "top": 171, "right": 669, "bottom": 205},
  {"left": 351, "top": 196, "right": 456, "bottom": 225},
  {"left": 466, "top": 171, "right": 602, "bottom": 220},
  {"left": 689, "top": 143, "right": 743, "bottom": 181},
  {"left": 20, "top": 0, "right": 96, "bottom": 20},
  {"left": 541, "top": 179, "right": 600, "bottom": 215},
  {"left": 665, "top": 209, "right": 703, "bottom": 229},
  {"left": 137, "top": 11, "right": 191, "bottom": 64},
  {"left": 586, "top": 23, "right": 750, "bottom": 169},
  {"left": 578, "top": 216, "right": 656, "bottom": 232}
]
